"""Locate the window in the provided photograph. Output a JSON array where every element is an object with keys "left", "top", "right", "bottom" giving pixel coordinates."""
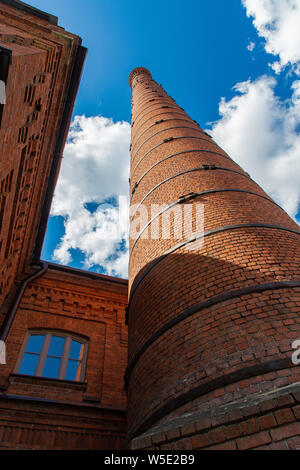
[
  {"left": 16, "top": 331, "right": 88, "bottom": 382},
  {"left": 0, "top": 46, "right": 12, "bottom": 127}
]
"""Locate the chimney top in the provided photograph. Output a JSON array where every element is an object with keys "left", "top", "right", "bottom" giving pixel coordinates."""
[{"left": 129, "top": 67, "right": 152, "bottom": 88}]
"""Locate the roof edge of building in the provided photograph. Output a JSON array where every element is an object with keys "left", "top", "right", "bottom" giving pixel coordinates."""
[
  {"left": 0, "top": 0, "right": 58, "bottom": 25},
  {"left": 44, "top": 261, "right": 128, "bottom": 285}
]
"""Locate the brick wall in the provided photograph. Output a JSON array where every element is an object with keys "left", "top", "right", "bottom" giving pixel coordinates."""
[
  {"left": 0, "top": 2, "right": 83, "bottom": 319},
  {"left": 130, "top": 383, "right": 300, "bottom": 450},
  {"left": 0, "top": 265, "right": 128, "bottom": 449},
  {"left": 0, "top": 398, "right": 126, "bottom": 450},
  {"left": 127, "top": 67, "right": 300, "bottom": 447}
]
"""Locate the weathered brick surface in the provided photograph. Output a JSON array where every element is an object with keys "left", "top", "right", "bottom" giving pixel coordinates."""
[
  {"left": 0, "top": 397, "right": 126, "bottom": 450},
  {"left": 0, "top": 3, "right": 128, "bottom": 450},
  {"left": 0, "top": 2, "right": 82, "bottom": 318},
  {"left": 127, "top": 67, "right": 300, "bottom": 446},
  {"left": 129, "top": 386, "right": 300, "bottom": 450},
  {"left": 0, "top": 265, "right": 128, "bottom": 449}
]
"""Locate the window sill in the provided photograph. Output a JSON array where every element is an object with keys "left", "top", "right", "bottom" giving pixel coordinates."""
[{"left": 9, "top": 373, "right": 87, "bottom": 390}]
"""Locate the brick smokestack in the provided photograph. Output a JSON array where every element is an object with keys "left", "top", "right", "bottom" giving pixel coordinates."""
[{"left": 126, "top": 67, "right": 300, "bottom": 449}]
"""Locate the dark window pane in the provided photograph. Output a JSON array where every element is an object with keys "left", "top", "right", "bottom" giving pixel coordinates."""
[
  {"left": 69, "top": 340, "right": 82, "bottom": 360},
  {"left": 19, "top": 352, "right": 39, "bottom": 375},
  {"left": 26, "top": 335, "right": 45, "bottom": 354},
  {"left": 65, "top": 359, "right": 79, "bottom": 381},
  {"left": 42, "top": 356, "right": 61, "bottom": 379},
  {"left": 48, "top": 336, "right": 65, "bottom": 357}
]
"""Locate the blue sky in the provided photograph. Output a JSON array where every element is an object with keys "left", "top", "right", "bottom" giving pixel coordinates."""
[
  {"left": 35, "top": 0, "right": 300, "bottom": 278},
  {"left": 29, "top": 0, "right": 292, "bottom": 122}
]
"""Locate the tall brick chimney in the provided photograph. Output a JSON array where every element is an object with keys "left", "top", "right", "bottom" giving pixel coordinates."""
[{"left": 126, "top": 67, "right": 300, "bottom": 450}]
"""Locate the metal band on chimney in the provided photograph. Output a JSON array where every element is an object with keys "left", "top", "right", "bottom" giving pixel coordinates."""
[
  {"left": 131, "top": 135, "right": 217, "bottom": 177},
  {"left": 124, "top": 281, "right": 300, "bottom": 390},
  {"left": 130, "top": 166, "right": 251, "bottom": 218},
  {"left": 132, "top": 126, "right": 209, "bottom": 163},
  {"left": 128, "top": 223, "right": 300, "bottom": 312},
  {"left": 129, "top": 189, "right": 281, "bottom": 256}
]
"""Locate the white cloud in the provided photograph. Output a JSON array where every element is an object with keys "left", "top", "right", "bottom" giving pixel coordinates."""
[
  {"left": 51, "top": 115, "right": 131, "bottom": 278},
  {"left": 206, "top": 76, "right": 300, "bottom": 219},
  {"left": 247, "top": 41, "right": 255, "bottom": 52},
  {"left": 210, "top": 1, "right": 300, "bottom": 221},
  {"left": 242, "top": 0, "right": 300, "bottom": 73},
  {"left": 268, "top": 60, "right": 282, "bottom": 74}
]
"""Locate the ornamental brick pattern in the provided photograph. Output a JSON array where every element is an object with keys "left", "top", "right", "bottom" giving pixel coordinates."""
[
  {"left": 0, "top": 265, "right": 128, "bottom": 450},
  {"left": 0, "top": 1, "right": 128, "bottom": 451},
  {"left": 0, "top": 0, "right": 85, "bottom": 321},
  {"left": 127, "top": 67, "right": 300, "bottom": 448}
]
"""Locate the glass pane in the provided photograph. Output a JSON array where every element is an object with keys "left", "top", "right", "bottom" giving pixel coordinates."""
[
  {"left": 19, "top": 352, "right": 39, "bottom": 375},
  {"left": 48, "top": 336, "right": 65, "bottom": 357},
  {"left": 65, "top": 359, "right": 79, "bottom": 381},
  {"left": 26, "top": 335, "right": 45, "bottom": 354},
  {"left": 42, "top": 356, "right": 61, "bottom": 379},
  {"left": 69, "top": 340, "right": 82, "bottom": 360}
]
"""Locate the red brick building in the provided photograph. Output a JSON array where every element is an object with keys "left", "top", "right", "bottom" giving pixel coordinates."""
[
  {"left": 1, "top": 1, "right": 300, "bottom": 452},
  {"left": 0, "top": 1, "right": 127, "bottom": 449},
  {"left": 127, "top": 67, "right": 300, "bottom": 450}
]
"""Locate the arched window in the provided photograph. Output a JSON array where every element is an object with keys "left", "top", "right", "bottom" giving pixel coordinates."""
[{"left": 15, "top": 331, "right": 88, "bottom": 382}]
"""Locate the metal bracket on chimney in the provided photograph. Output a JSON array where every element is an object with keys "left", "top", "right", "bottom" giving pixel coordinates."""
[
  {"left": 202, "top": 164, "right": 216, "bottom": 170},
  {"left": 178, "top": 192, "right": 198, "bottom": 204},
  {"left": 131, "top": 182, "right": 139, "bottom": 195}
]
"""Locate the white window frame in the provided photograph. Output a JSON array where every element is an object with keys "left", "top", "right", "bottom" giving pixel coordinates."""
[{"left": 15, "top": 330, "right": 88, "bottom": 382}]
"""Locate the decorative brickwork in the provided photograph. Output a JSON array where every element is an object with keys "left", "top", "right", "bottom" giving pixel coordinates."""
[
  {"left": 0, "top": 2, "right": 128, "bottom": 451},
  {"left": 0, "top": 265, "right": 128, "bottom": 449},
  {"left": 130, "top": 383, "right": 300, "bottom": 450},
  {"left": 0, "top": 397, "right": 126, "bottom": 450},
  {"left": 1, "top": 1, "right": 300, "bottom": 451}
]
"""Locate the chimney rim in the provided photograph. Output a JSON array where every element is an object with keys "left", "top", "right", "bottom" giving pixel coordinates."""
[{"left": 129, "top": 67, "right": 152, "bottom": 88}]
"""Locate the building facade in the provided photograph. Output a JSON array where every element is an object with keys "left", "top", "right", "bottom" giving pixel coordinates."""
[
  {"left": 0, "top": 1, "right": 127, "bottom": 450},
  {"left": 1, "top": 1, "right": 300, "bottom": 452}
]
